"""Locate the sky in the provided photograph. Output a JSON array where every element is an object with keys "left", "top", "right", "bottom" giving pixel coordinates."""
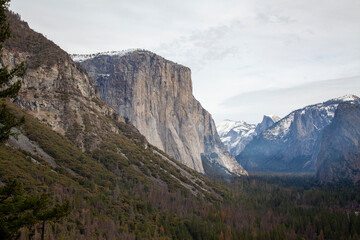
[{"left": 9, "top": 0, "right": 360, "bottom": 124}]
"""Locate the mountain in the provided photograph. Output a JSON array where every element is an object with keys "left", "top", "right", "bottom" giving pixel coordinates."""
[
  {"left": 255, "top": 115, "right": 281, "bottom": 134},
  {"left": 316, "top": 103, "right": 360, "bottom": 184},
  {"left": 1, "top": 12, "right": 230, "bottom": 238},
  {"left": 217, "top": 115, "right": 279, "bottom": 156},
  {"left": 216, "top": 120, "right": 256, "bottom": 156},
  {"left": 74, "top": 50, "right": 247, "bottom": 177},
  {"left": 237, "top": 95, "right": 360, "bottom": 172},
  {"left": 3, "top": 9, "right": 360, "bottom": 240},
  {"left": 2, "top": 12, "right": 127, "bottom": 152}
]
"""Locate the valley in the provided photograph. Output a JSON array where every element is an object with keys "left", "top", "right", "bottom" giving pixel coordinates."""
[{"left": 1, "top": 1, "right": 360, "bottom": 239}]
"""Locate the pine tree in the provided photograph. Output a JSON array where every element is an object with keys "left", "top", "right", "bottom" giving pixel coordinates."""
[
  {"left": 0, "top": 180, "right": 70, "bottom": 239},
  {"left": 0, "top": 0, "right": 25, "bottom": 142}
]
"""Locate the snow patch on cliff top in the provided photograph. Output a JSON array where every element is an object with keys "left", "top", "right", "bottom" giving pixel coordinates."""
[
  {"left": 331, "top": 94, "right": 359, "bottom": 102},
  {"left": 265, "top": 112, "right": 294, "bottom": 138},
  {"left": 71, "top": 49, "right": 143, "bottom": 62}
]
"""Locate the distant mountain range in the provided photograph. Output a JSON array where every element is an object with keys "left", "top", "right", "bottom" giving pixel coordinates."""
[
  {"left": 218, "top": 94, "right": 360, "bottom": 182},
  {"left": 217, "top": 115, "right": 280, "bottom": 156}
]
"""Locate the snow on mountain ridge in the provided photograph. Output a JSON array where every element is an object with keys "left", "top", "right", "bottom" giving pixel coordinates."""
[
  {"left": 217, "top": 115, "right": 279, "bottom": 156},
  {"left": 268, "top": 115, "right": 281, "bottom": 122},
  {"left": 217, "top": 120, "right": 253, "bottom": 136},
  {"left": 262, "top": 94, "right": 360, "bottom": 140},
  {"left": 331, "top": 94, "right": 359, "bottom": 102},
  {"left": 237, "top": 94, "right": 360, "bottom": 173},
  {"left": 265, "top": 113, "right": 294, "bottom": 139},
  {"left": 217, "top": 120, "right": 257, "bottom": 156},
  {"left": 71, "top": 49, "right": 143, "bottom": 62},
  {"left": 218, "top": 94, "right": 358, "bottom": 158}
]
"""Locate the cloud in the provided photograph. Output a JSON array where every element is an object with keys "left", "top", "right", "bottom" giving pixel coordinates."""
[
  {"left": 10, "top": 0, "right": 360, "bottom": 123},
  {"left": 218, "top": 76, "right": 360, "bottom": 123},
  {"left": 155, "top": 21, "right": 242, "bottom": 70}
]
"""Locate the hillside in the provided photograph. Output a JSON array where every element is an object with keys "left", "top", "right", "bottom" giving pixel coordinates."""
[
  {"left": 0, "top": 11, "right": 226, "bottom": 239},
  {"left": 1, "top": 100, "right": 224, "bottom": 239},
  {"left": 2, "top": 9, "right": 360, "bottom": 240}
]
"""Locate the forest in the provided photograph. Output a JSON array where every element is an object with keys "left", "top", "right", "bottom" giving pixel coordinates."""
[{"left": 1, "top": 0, "right": 360, "bottom": 239}]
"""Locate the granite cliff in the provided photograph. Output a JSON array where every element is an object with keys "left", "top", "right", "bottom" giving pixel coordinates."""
[
  {"left": 1, "top": 11, "right": 229, "bottom": 238},
  {"left": 255, "top": 115, "right": 281, "bottom": 135},
  {"left": 2, "top": 12, "right": 134, "bottom": 151},
  {"left": 76, "top": 51, "right": 247, "bottom": 176},
  {"left": 317, "top": 103, "right": 360, "bottom": 184},
  {"left": 2, "top": 10, "right": 222, "bottom": 198}
]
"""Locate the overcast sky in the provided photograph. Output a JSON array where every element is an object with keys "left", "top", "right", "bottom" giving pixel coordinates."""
[{"left": 9, "top": 0, "right": 360, "bottom": 124}]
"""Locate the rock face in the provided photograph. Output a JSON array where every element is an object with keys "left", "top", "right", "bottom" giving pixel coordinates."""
[
  {"left": 255, "top": 115, "right": 281, "bottom": 134},
  {"left": 217, "top": 115, "right": 280, "bottom": 156},
  {"left": 317, "top": 103, "right": 360, "bottom": 184},
  {"left": 3, "top": 12, "right": 125, "bottom": 151},
  {"left": 77, "top": 51, "right": 247, "bottom": 176},
  {"left": 237, "top": 95, "right": 360, "bottom": 172},
  {"left": 2, "top": 13, "right": 223, "bottom": 205}
]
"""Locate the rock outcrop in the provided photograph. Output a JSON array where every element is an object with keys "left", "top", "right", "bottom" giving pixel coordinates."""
[
  {"left": 3, "top": 12, "right": 125, "bottom": 151},
  {"left": 316, "top": 103, "right": 360, "bottom": 184},
  {"left": 77, "top": 51, "right": 247, "bottom": 176},
  {"left": 255, "top": 115, "right": 281, "bottom": 135},
  {"left": 237, "top": 95, "right": 360, "bottom": 172}
]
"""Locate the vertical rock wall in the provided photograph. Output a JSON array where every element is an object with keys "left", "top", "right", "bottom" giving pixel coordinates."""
[{"left": 80, "top": 50, "right": 246, "bottom": 175}]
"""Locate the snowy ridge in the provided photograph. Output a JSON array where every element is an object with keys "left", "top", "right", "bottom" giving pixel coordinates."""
[
  {"left": 217, "top": 120, "right": 257, "bottom": 156},
  {"left": 263, "top": 94, "right": 360, "bottom": 140},
  {"left": 268, "top": 115, "right": 281, "bottom": 122},
  {"left": 217, "top": 116, "right": 278, "bottom": 156},
  {"left": 71, "top": 49, "right": 144, "bottom": 62},
  {"left": 330, "top": 94, "right": 359, "bottom": 102},
  {"left": 265, "top": 113, "right": 294, "bottom": 138},
  {"left": 219, "top": 95, "right": 359, "bottom": 158},
  {"left": 217, "top": 119, "right": 256, "bottom": 136}
]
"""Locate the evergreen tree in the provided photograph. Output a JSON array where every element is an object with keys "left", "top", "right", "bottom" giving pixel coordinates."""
[
  {"left": 0, "top": 0, "right": 25, "bottom": 142},
  {"left": 0, "top": 180, "right": 70, "bottom": 239}
]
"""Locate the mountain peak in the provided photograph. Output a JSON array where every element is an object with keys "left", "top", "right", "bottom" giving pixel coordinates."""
[
  {"left": 264, "top": 115, "right": 281, "bottom": 123},
  {"left": 217, "top": 115, "right": 281, "bottom": 157},
  {"left": 330, "top": 94, "right": 359, "bottom": 102},
  {"left": 255, "top": 115, "right": 280, "bottom": 136}
]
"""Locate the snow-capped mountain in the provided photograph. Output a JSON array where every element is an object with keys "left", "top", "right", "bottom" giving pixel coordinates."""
[
  {"left": 255, "top": 115, "right": 281, "bottom": 134},
  {"left": 237, "top": 94, "right": 360, "bottom": 173},
  {"left": 217, "top": 120, "right": 257, "bottom": 156},
  {"left": 217, "top": 115, "right": 280, "bottom": 156}
]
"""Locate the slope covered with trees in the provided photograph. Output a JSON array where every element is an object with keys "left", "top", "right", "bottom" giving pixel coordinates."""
[
  {"left": 2, "top": 105, "right": 360, "bottom": 239},
  {"left": 1, "top": 2, "right": 360, "bottom": 239}
]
